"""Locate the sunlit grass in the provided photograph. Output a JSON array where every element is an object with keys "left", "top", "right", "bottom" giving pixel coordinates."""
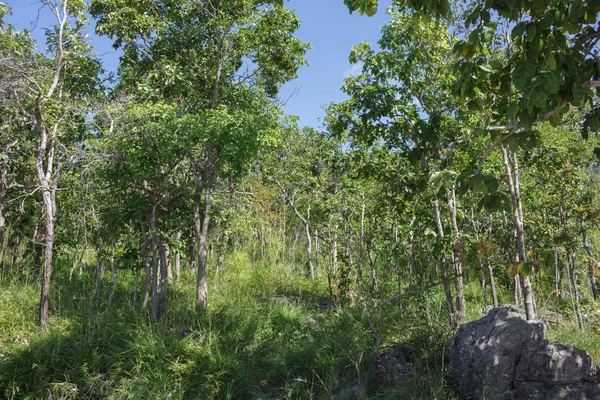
[{"left": 1, "top": 252, "right": 597, "bottom": 399}]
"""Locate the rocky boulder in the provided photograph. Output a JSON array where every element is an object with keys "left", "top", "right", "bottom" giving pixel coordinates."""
[{"left": 446, "top": 306, "right": 600, "bottom": 400}]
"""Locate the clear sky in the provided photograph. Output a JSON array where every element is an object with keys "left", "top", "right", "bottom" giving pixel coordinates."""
[{"left": 3, "top": 0, "right": 392, "bottom": 129}]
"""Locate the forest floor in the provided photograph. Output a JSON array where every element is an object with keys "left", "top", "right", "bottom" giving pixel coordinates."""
[{"left": 1, "top": 251, "right": 599, "bottom": 399}]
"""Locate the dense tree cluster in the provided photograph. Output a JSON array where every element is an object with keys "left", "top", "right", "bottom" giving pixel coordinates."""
[
  {"left": 0, "top": 0, "right": 598, "bottom": 362},
  {"left": 0, "top": 0, "right": 599, "bottom": 397}
]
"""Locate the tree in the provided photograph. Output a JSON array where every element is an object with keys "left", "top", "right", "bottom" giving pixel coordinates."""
[
  {"left": 90, "top": 0, "right": 308, "bottom": 311},
  {"left": 327, "top": 10, "right": 471, "bottom": 324},
  {"left": 1, "top": 0, "right": 100, "bottom": 327}
]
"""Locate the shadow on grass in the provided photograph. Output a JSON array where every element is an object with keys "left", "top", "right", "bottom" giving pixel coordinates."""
[{"left": 0, "top": 267, "right": 376, "bottom": 399}]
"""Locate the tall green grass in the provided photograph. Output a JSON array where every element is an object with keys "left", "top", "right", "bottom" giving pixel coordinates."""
[{"left": 1, "top": 252, "right": 597, "bottom": 399}]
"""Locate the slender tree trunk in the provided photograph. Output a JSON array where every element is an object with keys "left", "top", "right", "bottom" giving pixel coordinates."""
[
  {"left": 150, "top": 205, "right": 160, "bottom": 323},
  {"left": 133, "top": 266, "right": 138, "bottom": 308},
  {"left": 567, "top": 251, "right": 584, "bottom": 330},
  {"left": 195, "top": 173, "right": 212, "bottom": 310},
  {"left": 165, "top": 242, "right": 172, "bottom": 284},
  {"left": 92, "top": 250, "right": 104, "bottom": 301},
  {"left": 159, "top": 238, "right": 168, "bottom": 315},
  {"left": 215, "top": 222, "right": 229, "bottom": 277},
  {"left": 582, "top": 227, "right": 599, "bottom": 300},
  {"left": 501, "top": 145, "right": 535, "bottom": 320},
  {"left": 394, "top": 222, "right": 401, "bottom": 295},
  {"left": 366, "top": 239, "right": 379, "bottom": 295},
  {"left": 39, "top": 182, "right": 57, "bottom": 328},
  {"left": 0, "top": 143, "right": 12, "bottom": 250},
  {"left": 304, "top": 212, "right": 313, "bottom": 279},
  {"left": 433, "top": 194, "right": 454, "bottom": 322},
  {"left": 108, "top": 242, "right": 117, "bottom": 306},
  {"left": 448, "top": 186, "right": 466, "bottom": 325},
  {"left": 69, "top": 225, "right": 80, "bottom": 281},
  {"left": 175, "top": 230, "right": 182, "bottom": 281},
  {"left": 32, "top": 222, "right": 42, "bottom": 282},
  {"left": 359, "top": 192, "right": 365, "bottom": 282},
  {"left": 10, "top": 235, "right": 20, "bottom": 269},
  {"left": 78, "top": 207, "right": 88, "bottom": 278},
  {"left": 139, "top": 213, "right": 152, "bottom": 312},
  {"left": 278, "top": 183, "right": 313, "bottom": 279},
  {"left": 554, "top": 246, "right": 561, "bottom": 313},
  {"left": 330, "top": 222, "right": 338, "bottom": 297},
  {"left": 486, "top": 217, "right": 498, "bottom": 308},
  {"left": 314, "top": 229, "right": 320, "bottom": 275}
]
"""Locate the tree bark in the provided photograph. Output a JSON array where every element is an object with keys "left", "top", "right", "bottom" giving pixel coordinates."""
[
  {"left": 278, "top": 183, "right": 313, "bottom": 279},
  {"left": 554, "top": 246, "right": 561, "bottom": 313},
  {"left": 159, "top": 238, "right": 168, "bottom": 315},
  {"left": 175, "top": 230, "right": 182, "bottom": 280},
  {"left": 195, "top": 173, "right": 212, "bottom": 310},
  {"left": 139, "top": 213, "right": 151, "bottom": 312},
  {"left": 366, "top": 238, "right": 379, "bottom": 295},
  {"left": 433, "top": 194, "right": 454, "bottom": 322},
  {"left": 582, "top": 226, "right": 599, "bottom": 300},
  {"left": 486, "top": 216, "right": 498, "bottom": 308},
  {"left": 91, "top": 250, "right": 104, "bottom": 301},
  {"left": 108, "top": 242, "right": 117, "bottom": 306},
  {"left": 501, "top": 145, "right": 535, "bottom": 320},
  {"left": 215, "top": 222, "right": 229, "bottom": 277},
  {"left": 567, "top": 252, "right": 584, "bottom": 331},
  {"left": 448, "top": 185, "right": 466, "bottom": 325},
  {"left": 150, "top": 205, "right": 160, "bottom": 323}
]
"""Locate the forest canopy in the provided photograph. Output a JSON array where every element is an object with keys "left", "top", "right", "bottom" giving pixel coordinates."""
[{"left": 0, "top": 0, "right": 599, "bottom": 398}]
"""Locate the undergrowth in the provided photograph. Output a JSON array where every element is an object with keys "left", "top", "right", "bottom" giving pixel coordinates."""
[{"left": 0, "top": 252, "right": 597, "bottom": 399}]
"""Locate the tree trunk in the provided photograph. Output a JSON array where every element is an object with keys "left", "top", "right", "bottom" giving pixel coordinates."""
[
  {"left": 215, "top": 222, "right": 229, "bottom": 277},
  {"left": 175, "top": 230, "right": 182, "bottom": 280},
  {"left": 582, "top": 227, "right": 599, "bottom": 300},
  {"left": 69, "top": 225, "right": 80, "bottom": 281},
  {"left": 32, "top": 223, "right": 43, "bottom": 282},
  {"left": 394, "top": 222, "right": 401, "bottom": 295},
  {"left": 330, "top": 222, "right": 338, "bottom": 297},
  {"left": 92, "top": 250, "right": 104, "bottom": 301},
  {"left": 314, "top": 229, "right": 320, "bottom": 275},
  {"left": 0, "top": 143, "right": 11, "bottom": 250},
  {"left": 165, "top": 242, "right": 172, "bottom": 284},
  {"left": 486, "top": 217, "right": 498, "bottom": 308},
  {"left": 366, "top": 239, "right": 379, "bottom": 295},
  {"left": 448, "top": 185, "right": 466, "bottom": 325},
  {"left": 433, "top": 194, "right": 454, "bottom": 322},
  {"left": 278, "top": 183, "right": 313, "bottom": 279},
  {"left": 359, "top": 192, "right": 365, "bottom": 282},
  {"left": 108, "top": 242, "right": 117, "bottom": 306},
  {"left": 567, "top": 251, "right": 584, "bottom": 331},
  {"left": 304, "top": 214, "right": 313, "bottom": 279},
  {"left": 159, "top": 238, "right": 168, "bottom": 315},
  {"left": 150, "top": 205, "right": 160, "bottom": 323},
  {"left": 195, "top": 174, "right": 212, "bottom": 310},
  {"left": 139, "top": 213, "right": 152, "bottom": 312},
  {"left": 501, "top": 145, "right": 535, "bottom": 320},
  {"left": 39, "top": 183, "right": 57, "bottom": 328},
  {"left": 554, "top": 246, "right": 561, "bottom": 313}
]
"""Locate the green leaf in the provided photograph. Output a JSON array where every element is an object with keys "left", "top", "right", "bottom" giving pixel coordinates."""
[
  {"left": 469, "top": 174, "right": 499, "bottom": 195},
  {"left": 520, "top": 262, "right": 533, "bottom": 277},
  {"left": 526, "top": 23, "right": 537, "bottom": 42},
  {"left": 511, "top": 22, "right": 526, "bottom": 40}
]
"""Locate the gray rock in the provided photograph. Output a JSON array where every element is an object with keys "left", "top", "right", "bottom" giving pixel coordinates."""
[
  {"left": 538, "top": 310, "right": 564, "bottom": 327},
  {"left": 331, "top": 384, "right": 365, "bottom": 399},
  {"left": 446, "top": 307, "right": 545, "bottom": 400},
  {"left": 515, "top": 341, "right": 594, "bottom": 384},
  {"left": 375, "top": 348, "right": 409, "bottom": 384},
  {"left": 514, "top": 379, "right": 600, "bottom": 400},
  {"left": 446, "top": 306, "right": 600, "bottom": 400}
]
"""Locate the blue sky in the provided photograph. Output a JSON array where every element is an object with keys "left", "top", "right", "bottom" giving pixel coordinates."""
[{"left": 4, "top": 0, "right": 392, "bottom": 129}]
